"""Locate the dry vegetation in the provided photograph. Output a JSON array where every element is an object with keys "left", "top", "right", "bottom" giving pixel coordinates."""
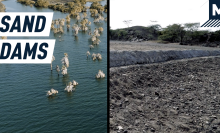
[
  {"left": 16, "top": 0, "right": 107, "bottom": 14},
  {"left": 0, "top": 0, "right": 6, "bottom": 12},
  {"left": 46, "top": 0, "right": 103, "bottom": 3}
]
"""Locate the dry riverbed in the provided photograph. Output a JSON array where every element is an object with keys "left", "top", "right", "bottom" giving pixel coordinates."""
[{"left": 110, "top": 56, "right": 220, "bottom": 132}]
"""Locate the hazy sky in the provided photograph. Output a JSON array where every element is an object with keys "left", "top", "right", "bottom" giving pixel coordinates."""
[{"left": 110, "top": 0, "right": 218, "bottom": 31}]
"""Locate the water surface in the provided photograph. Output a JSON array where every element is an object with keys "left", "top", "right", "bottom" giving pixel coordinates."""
[{"left": 0, "top": 0, "right": 107, "bottom": 132}]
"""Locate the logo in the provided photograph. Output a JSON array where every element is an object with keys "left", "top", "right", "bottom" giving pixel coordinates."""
[
  {"left": 0, "top": 13, "right": 55, "bottom": 63},
  {"left": 201, "top": 0, "right": 220, "bottom": 27}
]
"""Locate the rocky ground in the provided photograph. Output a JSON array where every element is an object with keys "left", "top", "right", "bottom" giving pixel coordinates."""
[{"left": 110, "top": 56, "right": 220, "bottom": 133}]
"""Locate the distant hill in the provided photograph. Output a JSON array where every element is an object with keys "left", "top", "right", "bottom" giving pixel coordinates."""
[{"left": 110, "top": 25, "right": 161, "bottom": 41}]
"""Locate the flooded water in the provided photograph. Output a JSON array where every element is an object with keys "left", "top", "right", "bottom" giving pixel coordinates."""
[{"left": 0, "top": 0, "right": 107, "bottom": 132}]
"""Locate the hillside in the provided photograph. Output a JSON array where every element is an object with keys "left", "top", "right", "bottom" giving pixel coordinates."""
[{"left": 110, "top": 25, "right": 160, "bottom": 41}]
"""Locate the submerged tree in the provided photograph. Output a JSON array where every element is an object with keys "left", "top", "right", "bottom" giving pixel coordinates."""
[
  {"left": 67, "top": 25, "right": 71, "bottom": 30},
  {"left": 76, "top": 15, "right": 80, "bottom": 22},
  {"left": 92, "top": 53, "right": 96, "bottom": 60},
  {"left": 72, "top": 24, "right": 81, "bottom": 36},
  {"left": 1, "top": 36, "right": 7, "bottom": 39},
  {"left": 66, "top": 15, "right": 71, "bottom": 23},
  {"left": 89, "top": 45, "right": 94, "bottom": 49},
  {"left": 61, "top": 53, "right": 69, "bottom": 68},
  {"left": 56, "top": 65, "right": 60, "bottom": 76},
  {"left": 98, "top": 27, "right": 104, "bottom": 32},
  {"left": 86, "top": 51, "right": 90, "bottom": 58},
  {"left": 64, "top": 81, "right": 75, "bottom": 92},
  {"left": 51, "top": 55, "right": 55, "bottom": 71},
  {"left": 72, "top": 80, "right": 78, "bottom": 86},
  {"left": 34, "top": 0, "right": 49, "bottom": 8},
  {"left": 61, "top": 65, "right": 68, "bottom": 76},
  {"left": 46, "top": 88, "right": 58, "bottom": 96},
  {"left": 96, "top": 70, "right": 105, "bottom": 78},
  {"left": 96, "top": 53, "right": 102, "bottom": 60},
  {"left": 55, "top": 19, "right": 59, "bottom": 28}
]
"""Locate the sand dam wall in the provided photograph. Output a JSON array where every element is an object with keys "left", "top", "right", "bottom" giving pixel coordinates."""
[{"left": 110, "top": 50, "right": 220, "bottom": 67}]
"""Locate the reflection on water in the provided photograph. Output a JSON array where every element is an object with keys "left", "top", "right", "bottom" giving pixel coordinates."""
[
  {"left": 74, "top": 36, "right": 79, "bottom": 41},
  {"left": 47, "top": 94, "right": 58, "bottom": 101},
  {"left": 62, "top": 74, "right": 70, "bottom": 85},
  {"left": 65, "top": 91, "right": 74, "bottom": 98}
]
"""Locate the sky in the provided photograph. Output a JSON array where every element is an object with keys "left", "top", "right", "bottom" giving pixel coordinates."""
[{"left": 110, "top": 0, "right": 219, "bottom": 31}]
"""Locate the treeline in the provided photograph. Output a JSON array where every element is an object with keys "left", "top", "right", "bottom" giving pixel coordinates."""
[
  {"left": 110, "top": 23, "right": 220, "bottom": 47},
  {"left": 17, "top": 0, "right": 107, "bottom": 14},
  {"left": 110, "top": 25, "right": 160, "bottom": 41}
]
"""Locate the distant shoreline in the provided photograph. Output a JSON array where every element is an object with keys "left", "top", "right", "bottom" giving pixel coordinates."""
[
  {"left": 39, "top": 0, "right": 103, "bottom": 5},
  {"left": 0, "top": 0, "right": 5, "bottom": 12},
  {"left": 0, "top": 0, "right": 104, "bottom": 12}
]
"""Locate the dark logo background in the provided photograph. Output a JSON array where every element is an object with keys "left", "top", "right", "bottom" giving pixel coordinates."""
[{"left": 209, "top": 0, "right": 220, "bottom": 19}]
